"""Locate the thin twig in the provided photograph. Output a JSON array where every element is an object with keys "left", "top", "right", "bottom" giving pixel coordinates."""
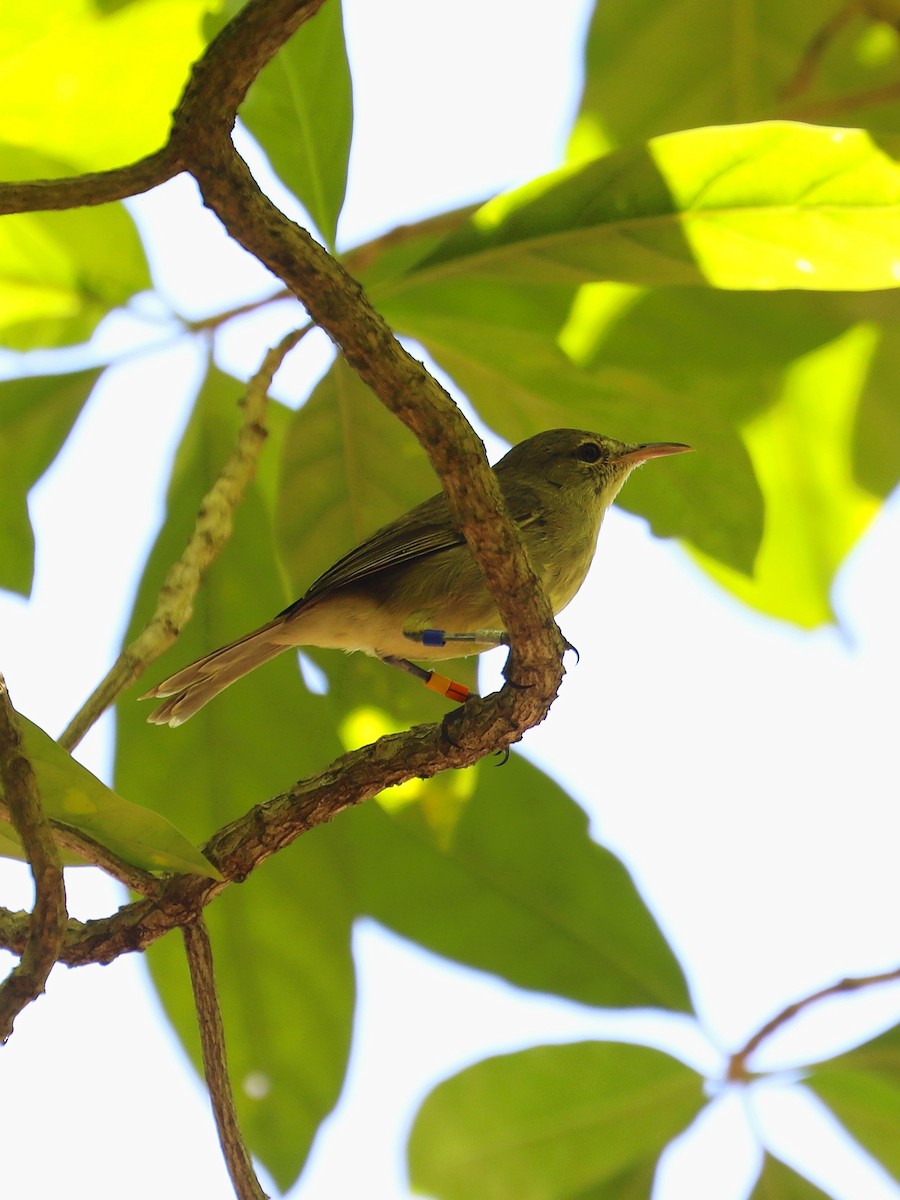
[
  {"left": 183, "top": 918, "right": 268, "bottom": 1200},
  {"left": 60, "top": 325, "right": 310, "bottom": 751},
  {"left": 184, "top": 289, "right": 293, "bottom": 333},
  {"left": 0, "top": 675, "right": 68, "bottom": 1042},
  {"left": 727, "top": 965, "right": 900, "bottom": 1080},
  {"left": 779, "top": 79, "right": 900, "bottom": 122},
  {"left": 780, "top": 2, "right": 862, "bottom": 101}
]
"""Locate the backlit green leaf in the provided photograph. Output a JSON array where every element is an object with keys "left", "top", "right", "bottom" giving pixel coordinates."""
[
  {"left": 346, "top": 753, "right": 693, "bottom": 1013},
  {"left": 409, "top": 1041, "right": 705, "bottom": 1200},
  {"left": 570, "top": 0, "right": 900, "bottom": 160},
  {"left": 692, "top": 321, "right": 880, "bottom": 626},
  {"left": 0, "top": 146, "right": 151, "bottom": 349},
  {"left": 400, "top": 123, "right": 900, "bottom": 293},
  {"left": 750, "top": 1154, "right": 836, "bottom": 1199},
  {"left": 805, "top": 1020, "right": 900, "bottom": 1181},
  {"left": 0, "top": 714, "right": 220, "bottom": 878},
  {"left": 240, "top": 0, "right": 352, "bottom": 248},
  {"left": 0, "top": 0, "right": 210, "bottom": 169},
  {"left": 276, "top": 355, "right": 441, "bottom": 594},
  {"left": 0, "top": 368, "right": 101, "bottom": 595}
]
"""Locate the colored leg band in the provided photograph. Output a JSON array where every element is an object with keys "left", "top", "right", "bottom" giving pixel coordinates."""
[
  {"left": 424, "top": 672, "right": 471, "bottom": 703},
  {"left": 406, "top": 629, "right": 509, "bottom": 649}
]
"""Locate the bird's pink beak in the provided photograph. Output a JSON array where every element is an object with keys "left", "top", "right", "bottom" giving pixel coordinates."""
[{"left": 615, "top": 442, "right": 692, "bottom": 467}]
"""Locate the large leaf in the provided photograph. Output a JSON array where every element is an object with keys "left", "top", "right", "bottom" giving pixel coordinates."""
[
  {"left": 344, "top": 202, "right": 483, "bottom": 289},
  {"left": 115, "top": 365, "right": 354, "bottom": 1192},
  {"left": 571, "top": 0, "right": 900, "bottom": 160},
  {"left": 394, "top": 122, "right": 900, "bottom": 293},
  {"left": 692, "top": 320, "right": 880, "bottom": 626},
  {"left": 805, "top": 1020, "right": 900, "bottom": 1181},
  {"left": 240, "top": 0, "right": 352, "bottom": 249},
  {"left": 0, "top": 368, "right": 101, "bottom": 595},
  {"left": 408, "top": 1040, "right": 705, "bottom": 1200},
  {"left": 749, "top": 1154, "right": 836, "bottom": 1199},
  {"left": 0, "top": 714, "right": 219, "bottom": 878},
  {"left": 375, "top": 276, "right": 897, "bottom": 623},
  {"left": 0, "top": 147, "right": 151, "bottom": 350},
  {"left": 345, "top": 753, "right": 693, "bottom": 1013},
  {"left": 276, "top": 354, "right": 444, "bottom": 594},
  {"left": 378, "top": 276, "right": 758, "bottom": 569},
  {"left": 0, "top": 0, "right": 210, "bottom": 169}
]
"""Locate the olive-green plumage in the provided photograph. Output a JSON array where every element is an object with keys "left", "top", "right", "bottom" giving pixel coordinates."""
[{"left": 143, "top": 429, "right": 689, "bottom": 725}]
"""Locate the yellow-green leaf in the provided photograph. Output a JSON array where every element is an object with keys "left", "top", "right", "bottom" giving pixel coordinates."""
[
  {"left": 407, "top": 123, "right": 900, "bottom": 293},
  {"left": 409, "top": 1041, "right": 705, "bottom": 1200},
  {"left": 0, "top": 715, "right": 220, "bottom": 878},
  {"left": 0, "top": 0, "right": 210, "bottom": 169},
  {"left": 692, "top": 322, "right": 880, "bottom": 626}
]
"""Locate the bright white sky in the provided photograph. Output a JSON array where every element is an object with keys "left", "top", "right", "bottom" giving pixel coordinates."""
[{"left": 1, "top": 2, "right": 899, "bottom": 1197}]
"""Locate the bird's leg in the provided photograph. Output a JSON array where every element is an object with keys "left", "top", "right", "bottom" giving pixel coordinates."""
[
  {"left": 403, "top": 628, "right": 509, "bottom": 650},
  {"left": 380, "top": 655, "right": 472, "bottom": 704}
]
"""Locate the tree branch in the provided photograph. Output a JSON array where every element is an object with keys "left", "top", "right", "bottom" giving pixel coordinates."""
[
  {"left": 0, "top": 676, "right": 68, "bottom": 1042},
  {"left": 727, "top": 965, "right": 900, "bottom": 1081},
  {"left": 183, "top": 918, "right": 268, "bottom": 1200},
  {"left": 2, "top": 681, "right": 559, "bottom": 969}
]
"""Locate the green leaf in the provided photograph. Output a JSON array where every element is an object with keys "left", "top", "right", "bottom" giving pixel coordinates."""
[
  {"left": 276, "top": 355, "right": 442, "bottom": 595},
  {"left": 240, "top": 0, "right": 352, "bottom": 248},
  {"left": 805, "top": 1021, "right": 900, "bottom": 1181},
  {"left": 0, "top": 146, "right": 151, "bottom": 349},
  {"left": 399, "top": 122, "right": 900, "bottom": 293},
  {"left": 841, "top": 289, "right": 900, "bottom": 496},
  {"left": 570, "top": 0, "right": 900, "bottom": 160},
  {"left": 0, "top": 368, "right": 101, "bottom": 595},
  {"left": 115, "top": 365, "right": 354, "bottom": 1191},
  {"left": 691, "top": 320, "right": 880, "bottom": 627},
  {"left": 376, "top": 261, "right": 895, "bottom": 620},
  {"left": 408, "top": 1041, "right": 705, "bottom": 1200},
  {"left": 0, "top": 715, "right": 220, "bottom": 878},
  {"left": 0, "top": 0, "right": 210, "bottom": 169},
  {"left": 749, "top": 1153, "right": 836, "bottom": 1199},
  {"left": 346, "top": 753, "right": 693, "bottom": 1013},
  {"left": 566, "top": 1160, "right": 657, "bottom": 1200},
  {"left": 378, "top": 275, "right": 762, "bottom": 571},
  {"left": 345, "top": 203, "right": 482, "bottom": 290}
]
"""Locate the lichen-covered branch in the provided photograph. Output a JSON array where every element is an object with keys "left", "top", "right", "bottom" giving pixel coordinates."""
[{"left": 60, "top": 326, "right": 309, "bottom": 751}]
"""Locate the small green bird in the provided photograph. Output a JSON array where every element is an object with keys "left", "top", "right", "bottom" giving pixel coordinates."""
[{"left": 143, "top": 428, "right": 690, "bottom": 725}]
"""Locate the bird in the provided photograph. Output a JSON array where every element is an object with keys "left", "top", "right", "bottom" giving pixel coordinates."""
[{"left": 142, "top": 428, "right": 690, "bottom": 726}]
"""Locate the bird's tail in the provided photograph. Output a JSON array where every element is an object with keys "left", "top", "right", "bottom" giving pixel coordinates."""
[{"left": 141, "top": 621, "right": 288, "bottom": 727}]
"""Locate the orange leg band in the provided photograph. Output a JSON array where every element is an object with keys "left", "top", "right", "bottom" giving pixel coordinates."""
[{"left": 424, "top": 673, "right": 471, "bottom": 703}]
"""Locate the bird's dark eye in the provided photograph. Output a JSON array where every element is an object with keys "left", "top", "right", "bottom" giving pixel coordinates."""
[{"left": 575, "top": 441, "right": 602, "bottom": 463}]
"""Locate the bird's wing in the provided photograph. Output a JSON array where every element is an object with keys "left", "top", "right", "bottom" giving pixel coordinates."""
[
  {"left": 278, "top": 490, "right": 463, "bottom": 617},
  {"left": 278, "top": 474, "right": 543, "bottom": 618}
]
